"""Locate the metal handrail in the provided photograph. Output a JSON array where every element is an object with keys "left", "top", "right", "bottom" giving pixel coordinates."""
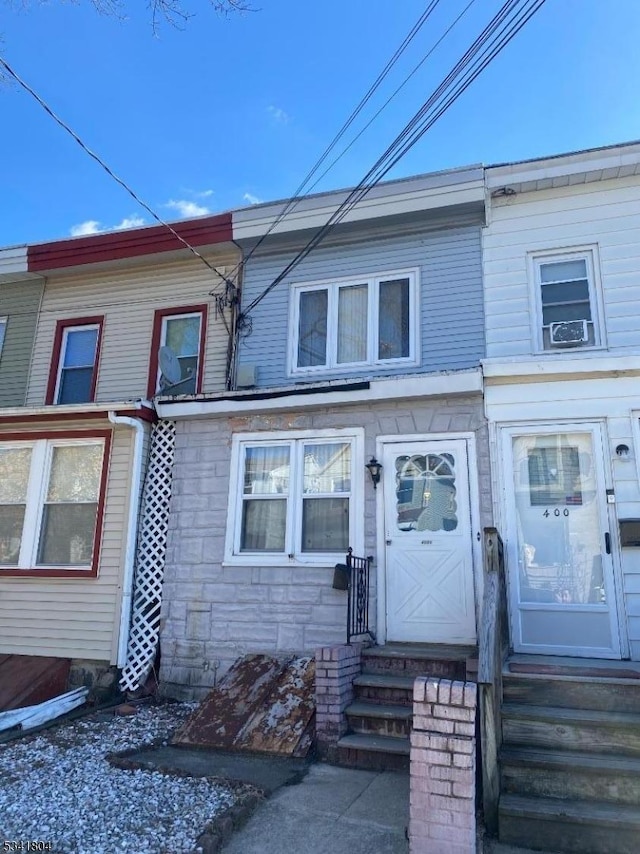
[{"left": 345, "top": 547, "right": 376, "bottom": 645}]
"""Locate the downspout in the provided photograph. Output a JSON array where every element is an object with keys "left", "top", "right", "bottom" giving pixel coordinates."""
[{"left": 108, "top": 406, "right": 147, "bottom": 668}]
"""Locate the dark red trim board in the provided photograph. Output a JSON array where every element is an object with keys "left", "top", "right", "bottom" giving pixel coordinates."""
[{"left": 147, "top": 304, "right": 208, "bottom": 399}]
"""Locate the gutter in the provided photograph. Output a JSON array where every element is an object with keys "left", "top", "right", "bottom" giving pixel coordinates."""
[{"left": 108, "top": 410, "right": 146, "bottom": 668}]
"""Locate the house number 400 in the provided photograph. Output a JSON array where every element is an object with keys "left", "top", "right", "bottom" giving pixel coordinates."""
[{"left": 543, "top": 509, "right": 569, "bottom": 517}]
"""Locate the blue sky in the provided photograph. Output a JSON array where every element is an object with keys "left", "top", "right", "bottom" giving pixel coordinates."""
[{"left": 1, "top": 0, "right": 639, "bottom": 246}]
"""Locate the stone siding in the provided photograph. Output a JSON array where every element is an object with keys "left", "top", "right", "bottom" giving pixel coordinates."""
[{"left": 159, "top": 395, "right": 491, "bottom": 699}]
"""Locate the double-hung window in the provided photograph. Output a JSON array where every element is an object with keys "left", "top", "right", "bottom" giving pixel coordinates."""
[
  {"left": 148, "top": 305, "right": 207, "bottom": 397},
  {"left": 291, "top": 270, "right": 418, "bottom": 374},
  {"left": 0, "top": 435, "right": 109, "bottom": 576},
  {"left": 0, "top": 317, "right": 7, "bottom": 361},
  {"left": 226, "top": 430, "right": 363, "bottom": 564},
  {"left": 47, "top": 317, "right": 103, "bottom": 405},
  {"left": 532, "top": 249, "right": 604, "bottom": 351}
]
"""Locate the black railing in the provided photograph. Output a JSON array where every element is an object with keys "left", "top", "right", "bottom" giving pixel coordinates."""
[{"left": 345, "top": 548, "right": 375, "bottom": 645}]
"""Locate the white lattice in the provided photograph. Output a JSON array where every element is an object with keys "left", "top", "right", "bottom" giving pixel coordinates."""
[{"left": 120, "top": 421, "right": 176, "bottom": 692}]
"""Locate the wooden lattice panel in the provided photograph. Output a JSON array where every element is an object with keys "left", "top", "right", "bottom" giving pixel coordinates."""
[{"left": 119, "top": 421, "right": 176, "bottom": 692}]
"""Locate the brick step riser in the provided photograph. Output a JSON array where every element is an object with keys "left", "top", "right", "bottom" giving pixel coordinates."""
[
  {"left": 499, "top": 814, "right": 640, "bottom": 854},
  {"left": 503, "top": 678, "right": 640, "bottom": 713},
  {"left": 361, "top": 658, "right": 466, "bottom": 680},
  {"left": 346, "top": 714, "right": 411, "bottom": 738},
  {"left": 502, "top": 717, "right": 640, "bottom": 757},
  {"left": 354, "top": 686, "right": 413, "bottom": 706},
  {"left": 333, "top": 745, "right": 410, "bottom": 773},
  {"left": 502, "top": 764, "right": 640, "bottom": 806}
]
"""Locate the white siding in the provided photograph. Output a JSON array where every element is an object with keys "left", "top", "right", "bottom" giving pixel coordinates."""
[
  {"left": 26, "top": 251, "right": 239, "bottom": 405},
  {"left": 483, "top": 174, "right": 640, "bottom": 357},
  {"left": 0, "top": 423, "right": 135, "bottom": 662}
]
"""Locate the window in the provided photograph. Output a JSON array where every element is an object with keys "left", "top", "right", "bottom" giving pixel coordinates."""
[
  {"left": 226, "top": 430, "right": 364, "bottom": 564},
  {"left": 46, "top": 317, "right": 104, "bottom": 405},
  {"left": 147, "top": 305, "right": 207, "bottom": 397},
  {"left": 532, "top": 250, "right": 603, "bottom": 351},
  {"left": 290, "top": 270, "right": 418, "bottom": 373},
  {"left": 0, "top": 434, "right": 109, "bottom": 576},
  {"left": 0, "top": 317, "right": 7, "bottom": 360}
]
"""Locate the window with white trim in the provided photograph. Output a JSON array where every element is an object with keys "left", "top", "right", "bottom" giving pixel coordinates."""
[
  {"left": 0, "top": 317, "right": 7, "bottom": 360},
  {"left": 227, "top": 432, "right": 363, "bottom": 563},
  {"left": 158, "top": 312, "right": 203, "bottom": 393},
  {"left": 533, "top": 250, "right": 603, "bottom": 351},
  {"left": 55, "top": 324, "right": 100, "bottom": 403},
  {"left": 0, "top": 438, "right": 106, "bottom": 572},
  {"left": 291, "top": 271, "right": 418, "bottom": 373}
]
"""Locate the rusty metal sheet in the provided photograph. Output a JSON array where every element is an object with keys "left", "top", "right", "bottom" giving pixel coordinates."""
[
  {"left": 172, "top": 654, "right": 287, "bottom": 748},
  {"left": 235, "top": 656, "right": 316, "bottom": 756},
  {"left": 0, "top": 655, "right": 70, "bottom": 712}
]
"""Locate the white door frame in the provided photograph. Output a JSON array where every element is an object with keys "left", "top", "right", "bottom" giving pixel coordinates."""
[
  {"left": 375, "top": 432, "right": 483, "bottom": 646},
  {"left": 497, "top": 419, "right": 628, "bottom": 658}
]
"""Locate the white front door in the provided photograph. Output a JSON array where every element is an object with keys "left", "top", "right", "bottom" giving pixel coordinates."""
[
  {"left": 382, "top": 440, "right": 476, "bottom": 644},
  {"left": 502, "top": 424, "right": 621, "bottom": 658}
]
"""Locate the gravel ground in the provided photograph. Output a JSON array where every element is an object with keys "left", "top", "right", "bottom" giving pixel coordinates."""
[{"left": 0, "top": 701, "right": 238, "bottom": 854}]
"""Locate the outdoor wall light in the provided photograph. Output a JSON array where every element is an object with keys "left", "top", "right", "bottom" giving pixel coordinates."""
[
  {"left": 365, "top": 457, "right": 383, "bottom": 490},
  {"left": 616, "top": 444, "right": 631, "bottom": 461}
]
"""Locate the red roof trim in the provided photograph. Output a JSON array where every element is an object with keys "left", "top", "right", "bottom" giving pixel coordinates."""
[
  {"left": 27, "top": 213, "right": 233, "bottom": 273},
  {"left": 0, "top": 406, "right": 155, "bottom": 427}
]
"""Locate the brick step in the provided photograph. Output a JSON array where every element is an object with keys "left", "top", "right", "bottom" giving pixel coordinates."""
[
  {"left": 336, "top": 732, "right": 410, "bottom": 772},
  {"left": 503, "top": 671, "right": 640, "bottom": 713},
  {"left": 362, "top": 643, "right": 474, "bottom": 680},
  {"left": 502, "top": 703, "right": 640, "bottom": 757},
  {"left": 353, "top": 673, "right": 414, "bottom": 706},
  {"left": 501, "top": 746, "right": 640, "bottom": 805},
  {"left": 499, "top": 794, "right": 640, "bottom": 854},
  {"left": 345, "top": 700, "right": 412, "bottom": 737}
]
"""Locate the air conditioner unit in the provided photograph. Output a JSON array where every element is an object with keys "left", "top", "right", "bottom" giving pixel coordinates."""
[{"left": 549, "top": 319, "right": 588, "bottom": 347}]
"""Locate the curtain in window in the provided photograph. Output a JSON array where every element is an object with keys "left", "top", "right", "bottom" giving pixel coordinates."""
[
  {"left": 241, "top": 446, "right": 290, "bottom": 551},
  {"left": 378, "top": 278, "right": 410, "bottom": 359},
  {"left": 301, "top": 442, "right": 350, "bottom": 552},
  {"left": 298, "top": 290, "right": 328, "bottom": 367},
  {"left": 58, "top": 328, "right": 98, "bottom": 404},
  {"left": 0, "top": 447, "right": 31, "bottom": 566},
  {"left": 337, "top": 284, "right": 368, "bottom": 364}
]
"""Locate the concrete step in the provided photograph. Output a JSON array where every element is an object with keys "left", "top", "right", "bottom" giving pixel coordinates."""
[
  {"left": 353, "top": 673, "right": 414, "bottom": 706},
  {"left": 336, "top": 732, "right": 410, "bottom": 772},
  {"left": 501, "top": 703, "right": 640, "bottom": 757},
  {"left": 345, "top": 701, "right": 412, "bottom": 737},
  {"left": 362, "top": 643, "right": 474, "bottom": 680},
  {"left": 503, "top": 671, "right": 640, "bottom": 713},
  {"left": 501, "top": 746, "right": 640, "bottom": 805},
  {"left": 499, "top": 794, "right": 640, "bottom": 854}
]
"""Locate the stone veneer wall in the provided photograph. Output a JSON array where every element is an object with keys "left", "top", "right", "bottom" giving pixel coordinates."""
[
  {"left": 159, "top": 394, "right": 491, "bottom": 699},
  {"left": 410, "top": 677, "right": 478, "bottom": 854}
]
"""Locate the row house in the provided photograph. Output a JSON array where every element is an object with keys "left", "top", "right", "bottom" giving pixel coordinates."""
[{"left": 0, "top": 216, "right": 238, "bottom": 692}]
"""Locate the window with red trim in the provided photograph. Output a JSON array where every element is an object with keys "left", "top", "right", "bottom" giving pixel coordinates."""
[
  {"left": 0, "top": 433, "right": 109, "bottom": 576},
  {"left": 47, "top": 317, "right": 104, "bottom": 405},
  {"left": 147, "top": 305, "right": 207, "bottom": 397}
]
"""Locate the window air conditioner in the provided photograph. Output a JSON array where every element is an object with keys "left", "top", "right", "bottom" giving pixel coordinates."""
[{"left": 549, "top": 319, "right": 588, "bottom": 346}]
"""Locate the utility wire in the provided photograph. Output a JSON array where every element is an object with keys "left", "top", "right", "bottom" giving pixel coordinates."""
[
  {"left": 0, "top": 55, "right": 234, "bottom": 292},
  {"left": 228, "top": 0, "right": 442, "bottom": 279},
  {"left": 240, "top": 0, "right": 545, "bottom": 320}
]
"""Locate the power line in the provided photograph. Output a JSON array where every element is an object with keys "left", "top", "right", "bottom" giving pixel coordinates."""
[
  {"left": 228, "top": 0, "right": 442, "bottom": 279},
  {"left": 240, "top": 0, "right": 545, "bottom": 321},
  {"left": 0, "top": 55, "right": 234, "bottom": 293}
]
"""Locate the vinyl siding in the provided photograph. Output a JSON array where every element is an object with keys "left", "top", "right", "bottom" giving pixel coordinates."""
[
  {"left": 0, "top": 280, "right": 43, "bottom": 407},
  {"left": 26, "top": 251, "right": 239, "bottom": 406},
  {"left": 0, "top": 422, "right": 135, "bottom": 662},
  {"left": 237, "top": 218, "right": 484, "bottom": 388},
  {"left": 484, "top": 174, "right": 640, "bottom": 357}
]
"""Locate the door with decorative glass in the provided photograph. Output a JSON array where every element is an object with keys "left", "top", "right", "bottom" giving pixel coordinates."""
[
  {"left": 502, "top": 424, "right": 621, "bottom": 658},
  {"left": 382, "top": 440, "right": 476, "bottom": 643}
]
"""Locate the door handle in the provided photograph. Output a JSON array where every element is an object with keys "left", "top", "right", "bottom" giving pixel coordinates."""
[{"left": 605, "top": 532, "right": 611, "bottom": 555}]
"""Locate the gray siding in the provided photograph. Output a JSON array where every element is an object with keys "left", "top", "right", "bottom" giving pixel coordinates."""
[
  {"left": 237, "top": 218, "right": 484, "bottom": 388},
  {"left": 0, "top": 280, "right": 43, "bottom": 407}
]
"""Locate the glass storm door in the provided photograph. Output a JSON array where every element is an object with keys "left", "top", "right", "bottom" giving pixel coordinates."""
[
  {"left": 382, "top": 440, "right": 476, "bottom": 644},
  {"left": 504, "top": 425, "right": 621, "bottom": 658}
]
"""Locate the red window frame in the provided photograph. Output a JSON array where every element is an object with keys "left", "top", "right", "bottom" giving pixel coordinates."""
[
  {"left": 45, "top": 316, "right": 105, "bottom": 406},
  {"left": 147, "top": 304, "right": 208, "bottom": 399},
  {"left": 0, "top": 429, "right": 112, "bottom": 579}
]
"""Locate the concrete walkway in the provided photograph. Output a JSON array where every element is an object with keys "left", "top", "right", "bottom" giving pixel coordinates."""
[{"left": 222, "top": 763, "right": 410, "bottom": 854}]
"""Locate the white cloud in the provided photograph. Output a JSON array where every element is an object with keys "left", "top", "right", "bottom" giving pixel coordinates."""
[
  {"left": 165, "top": 199, "right": 210, "bottom": 218},
  {"left": 114, "top": 215, "right": 146, "bottom": 230},
  {"left": 243, "top": 192, "right": 263, "bottom": 205},
  {"left": 268, "top": 105, "right": 290, "bottom": 124},
  {"left": 70, "top": 220, "right": 102, "bottom": 237},
  {"left": 196, "top": 189, "right": 214, "bottom": 198}
]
